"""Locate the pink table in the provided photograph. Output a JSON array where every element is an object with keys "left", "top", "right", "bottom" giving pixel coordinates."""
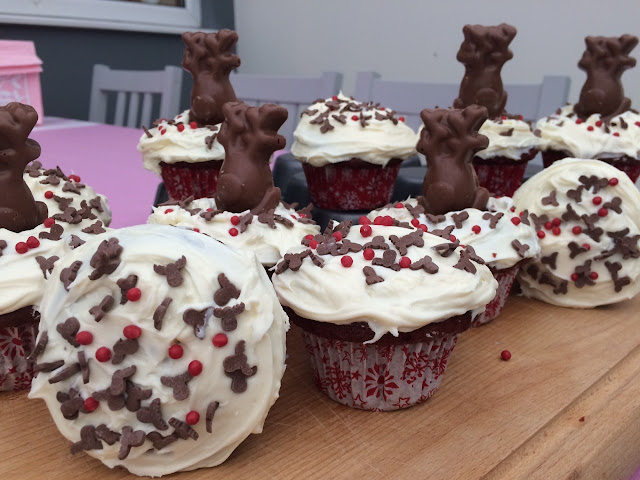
[{"left": 31, "top": 117, "right": 159, "bottom": 228}]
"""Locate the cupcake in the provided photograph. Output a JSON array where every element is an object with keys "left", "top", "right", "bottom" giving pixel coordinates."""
[
  {"left": 452, "top": 24, "right": 539, "bottom": 197},
  {"left": 290, "top": 93, "right": 417, "bottom": 211},
  {"left": 513, "top": 158, "right": 640, "bottom": 307},
  {"left": 29, "top": 224, "right": 288, "bottom": 476},
  {"left": 149, "top": 102, "right": 320, "bottom": 271},
  {"left": 138, "top": 30, "right": 241, "bottom": 200},
  {"left": 536, "top": 35, "right": 640, "bottom": 182}
]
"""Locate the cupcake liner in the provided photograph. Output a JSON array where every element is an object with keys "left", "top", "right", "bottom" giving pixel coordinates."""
[
  {"left": 473, "top": 264, "right": 520, "bottom": 327},
  {"left": 302, "top": 161, "right": 401, "bottom": 211},
  {"left": 473, "top": 153, "right": 534, "bottom": 197},
  {"left": 542, "top": 151, "right": 640, "bottom": 183},
  {"left": 300, "top": 329, "right": 460, "bottom": 411},
  {"left": 160, "top": 160, "right": 223, "bottom": 201},
  {"left": 0, "top": 321, "right": 38, "bottom": 392}
]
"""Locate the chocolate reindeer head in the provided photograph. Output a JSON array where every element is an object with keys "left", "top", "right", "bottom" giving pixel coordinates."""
[
  {"left": 0, "top": 103, "right": 48, "bottom": 232},
  {"left": 215, "top": 102, "right": 288, "bottom": 214},
  {"left": 182, "top": 30, "right": 241, "bottom": 126},
  {"left": 573, "top": 34, "right": 638, "bottom": 122},
  {"left": 417, "top": 105, "right": 490, "bottom": 215},
  {"left": 453, "top": 23, "right": 517, "bottom": 119}
]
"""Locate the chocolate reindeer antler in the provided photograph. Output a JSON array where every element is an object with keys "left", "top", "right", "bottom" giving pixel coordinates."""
[
  {"left": 417, "top": 106, "right": 490, "bottom": 215},
  {"left": 182, "top": 30, "right": 241, "bottom": 126},
  {"left": 215, "top": 102, "right": 288, "bottom": 214},
  {"left": 453, "top": 23, "right": 517, "bottom": 119},
  {"left": 0, "top": 103, "right": 48, "bottom": 232},
  {"left": 573, "top": 34, "right": 638, "bottom": 122}
]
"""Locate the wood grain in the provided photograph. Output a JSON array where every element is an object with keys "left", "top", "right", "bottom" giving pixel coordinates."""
[{"left": 1, "top": 295, "right": 639, "bottom": 479}]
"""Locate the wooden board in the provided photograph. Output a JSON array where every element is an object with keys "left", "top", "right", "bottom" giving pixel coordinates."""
[{"left": 2, "top": 295, "right": 640, "bottom": 479}]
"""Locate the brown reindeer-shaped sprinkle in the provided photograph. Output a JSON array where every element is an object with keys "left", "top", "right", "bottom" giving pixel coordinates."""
[
  {"left": 453, "top": 24, "right": 517, "bottom": 118},
  {"left": 216, "top": 102, "right": 287, "bottom": 214},
  {"left": 0, "top": 103, "right": 48, "bottom": 232},
  {"left": 574, "top": 35, "right": 638, "bottom": 122},
  {"left": 182, "top": 30, "right": 241, "bottom": 126},
  {"left": 417, "top": 106, "right": 490, "bottom": 215}
]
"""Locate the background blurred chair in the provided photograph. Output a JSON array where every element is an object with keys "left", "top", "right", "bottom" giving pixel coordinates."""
[{"left": 89, "top": 64, "right": 182, "bottom": 128}]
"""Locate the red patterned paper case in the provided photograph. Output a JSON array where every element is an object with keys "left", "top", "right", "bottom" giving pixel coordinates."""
[
  {"left": 472, "top": 264, "right": 520, "bottom": 327},
  {"left": 0, "top": 324, "right": 37, "bottom": 392},
  {"left": 541, "top": 151, "right": 640, "bottom": 183},
  {"left": 300, "top": 329, "right": 460, "bottom": 411},
  {"left": 473, "top": 157, "right": 530, "bottom": 197},
  {"left": 160, "top": 160, "right": 223, "bottom": 201},
  {"left": 302, "top": 161, "right": 401, "bottom": 211}
]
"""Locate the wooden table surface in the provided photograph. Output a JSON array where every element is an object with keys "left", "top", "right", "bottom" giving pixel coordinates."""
[{"left": 2, "top": 295, "right": 640, "bottom": 480}]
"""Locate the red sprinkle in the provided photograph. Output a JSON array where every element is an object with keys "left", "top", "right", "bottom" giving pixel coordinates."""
[
  {"left": 501, "top": 115, "right": 507, "bottom": 120},
  {"left": 351, "top": 115, "right": 359, "bottom": 121},
  {"left": 551, "top": 218, "right": 561, "bottom": 227},
  {"left": 471, "top": 225, "right": 481, "bottom": 234},
  {"left": 595, "top": 120, "right": 603, "bottom": 127},
  {"left": 44, "top": 190, "right": 54, "bottom": 199},
  {"left": 382, "top": 216, "right": 394, "bottom": 227},
  {"left": 597, "top": 208, "right": 608, "bottom": 217},
  {"left": 186, "top": 411, "right": 200, "bottom": 425},
  {"left": 373, "top": 216, "right": 383, "bottom": 225},
  {"left": 399, "top": 257, "right": 411, "bottom": 268},
  {"left": 193, "top": 228, "right": 200, "bottom": 233},
  {"left": 583, "top": 243, "right": 591, "bottom": 251},
  {"left": 395, "top": 202, "right": 404, "bottom": 208},
  {"left": 168, "top": 344, "right": 183, "bottom": 359},
  {"left": 123, "top": 325, "right": 142, "bottom": 340},
  {"left": 511, "top": 217, "right": 521, "bottom": 226},
  {"left": 359, "top": 216, "right": 371, "bottom": 225},
  {"left": 360, "top": 225, "right": 372, "bottom": 237},
  {"left": 492, "top": 253, "right": 497, "bottom": 258},
  {"left": 95, "top": 347, "right": 111, "bottom": 363},
  {"left": 84, "top": 397, "right": 99, "bottom": 413},
  {"left": 410, "top": 218, "right": 420, "bottom": 227},
  {"left": 592, "top": 196, "right": 602, "bottom": 205},
  {"left": 363, "top": 248, "right": 375, "bottom": 260},
  {"left": 450, "top": 234, "right": 457, "bottom": 242},
  {"left": 15, "top": 242, "right": 28, "bottom": 254},
  {"left": 76, "top": 331, "right": 93, "bottom": 345},
  {"left": 160, "top": 129, "right": 166, "bottom": 135},
  {"left": 189, "top": 121, "right": 197, "bottom": 129},
  {"left": 635, "top": 121, "right": 640, "bottom": 127},
  {"left": 229, "top": 227, "right": 239, "bottom": 237},
  {"left": 164, "top": 209, "right": 174, "bottom": 214},
  {"left": 613, "top": 132, "right": 620, "bottom": 137},
  {"left": 572, "top": 226, "right": 582, "bottom": 235},
  {"left": 590, "top": 272, "right": 599, "bottom": 280},
  {"left": 500, "top": 350, "right": 511, "bottom": 361},
  {"left": 43, "top": 217, "right": 55, "bottom": 228},
  {"left": 212, "top": 333, "right": 228, "bottom": 348},
  {"left": 587, "top": 126, "right": 594, "bottom": 131},
  {"left": 510, "top": 206, "right": 516, "bottom": 213},
  {"left": 537, "top": 230, "right": 546, "bottom": 239},
  {"left": 332, "top": 231, "right": 343, "bottom": 241},
  {"left": 332, "top": 95, "right": 338, "bottom": 101},
  {"left": 176, "top": 123, "right": 185, "bottom": 132},
  {"left": 309, "top": 240, "right": 318, "bottom": 249},
  {"left": 304, "top": 234, "right": 314, "bottom": 240},
  {"left": 69, "top": 174, "right": 81, "bottom": 182},
  {"left": 299, "top": 213, "right": 306, "bottom": 218},
  {"left": 341, "top": 256, "right": 353, "bottom": 268},
  {"left": 399, "top": 117, "right": 405, "bottom": 122},
  {"left": 544, "top": 221, "right": 553, "bottom": 230},
  {"left": 206, "top": 208, "right": 213, "bottom": 212},
  {"left": 418, "top": 224, "right": 428, "bottom": 232},
  {"left": 126, "top": 287, "right": 142, "bottom": 302},
  {"left": 576, "top": 118, "right": 583, "bottom": 124},
  {"left": 609, "top": 178, "right": 619, "bottom": 186},
  {"left": 188, "top": 360, "right": 203, "bottom": 376},
  {"left": 26, "top": 236, "right": 40, "bottom": 249},
  {"left": 571, "top": 273, "right": 579, "bottom": 281},
  {"left": 552, "top": 227, "right": 561, "bottom": 236},
  {"left": 230, "top": 215, "right": 240, "bottom": 225}
]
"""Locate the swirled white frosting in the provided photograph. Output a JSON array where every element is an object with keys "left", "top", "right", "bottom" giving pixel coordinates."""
[
  {"left": 137, "top": 110, "right": 225, "bottom": 176},
  {"left": 29, "top": 225, "right": 288, "bottom": 476},
  {"left": 272, "top": 223, "right": 497, "bottom": 341},
  {"left": 513, "top": 158, "right": 640, "bottom": 307},
  {"left": 368, "top": 197, "right": 540, "bottom": 270},
  {"left": 147, "top": 199, "right": 320, "bottom": 268},
  {"left": 476, "top": 117, "right": 539, "bottom": 160},
  {"left": 536, "top": 105, "right": 640, "bottom": 160},
  {"left": 290, "top": 93, "right": 418, "bottom": 167}
]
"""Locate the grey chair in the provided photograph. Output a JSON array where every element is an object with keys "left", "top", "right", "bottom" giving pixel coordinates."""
[{"left": 89, "top": 64, "right": 183, "bottom": 128}]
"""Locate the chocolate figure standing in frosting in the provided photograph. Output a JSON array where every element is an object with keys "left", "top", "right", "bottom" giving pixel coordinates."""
[
  {"left": 453, "top": 23, "right": 517, "bottom": 119},
  {"left": 215, "top": 102, "right": 288, "bottom": 214},
  {"left": 417, "top": 105, "right": 490, "bottom": 215},
  {"left": 0, "top": 102, "right": 47, "bottom": 232},
  {"left": 573, "top": 34, "right": 638, "bottom": 122},
  {"left": 181, "top": 30, "right": 241, "bottom": 126}
]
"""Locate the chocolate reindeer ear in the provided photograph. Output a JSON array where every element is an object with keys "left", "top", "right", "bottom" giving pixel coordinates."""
[
  {"left": 574, "top": 34, "right": 638, "bottom": 122},
  {"left": 0, "top": 102, "right": 48, "bottom": 232},
  {"left": 215, "top": 102, "right": 287, "bottom": 214},
  {"left": 453, "top": 23, "right": 517, "bottom": 119},
  {"left": 417, "top": 105, "right": 490, "bottom": 215},
  {"left": 182, "top": 30, "right": 241, "bottom": 126}
]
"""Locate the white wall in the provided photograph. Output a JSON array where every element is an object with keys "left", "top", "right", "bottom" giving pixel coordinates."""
[{"left": 234, "top": 0, "right": 640, "bottom": 111}]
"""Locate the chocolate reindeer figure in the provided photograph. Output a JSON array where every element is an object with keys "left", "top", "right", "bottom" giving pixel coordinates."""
[
  {"left": 215, "top": 102, "right": 288, "bottom": 214},
  {"left": 182, "top": 30, "right": 241, "bottom": 126},
  {"left": 573, "top": 34, "right": 638, "bottom": 122},
  {"left": 0, "top": 103, "right": 47, "bottom": 232},
  {"left": 453, "top": 23, "right": 517, "bottom": 119},
  {"left": 417, "top": 105, "right": 490, "bottom": 215}
]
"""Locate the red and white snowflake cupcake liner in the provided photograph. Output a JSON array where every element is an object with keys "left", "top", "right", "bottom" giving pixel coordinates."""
[
  {"left": 0, "top": 323, "right": 37, "bottom": 392},
  {"left": 160, "top": 160, "right": 223, "bottom": 201},
  {"left": 472, "top": 149, "right": 537, "bottom": 197},
  {"left": 473, "top": 264, "right": 520, "bottom": 327},
  {"left": 302, "top": 160, "right": 402, "bottom": 211},
  {"left": 300, "top": 329, "right": 460, "bottom": 411}
]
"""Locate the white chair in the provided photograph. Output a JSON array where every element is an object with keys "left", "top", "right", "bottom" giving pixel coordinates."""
[
  {"left": 354, "top": 71, "right": 570, "bottom": 131},
  {"left": 89, "top": 64, "right": 183, "bottom": 128},
  {"left": 232, "top": 71, "right": 343, "bottom": 147}
]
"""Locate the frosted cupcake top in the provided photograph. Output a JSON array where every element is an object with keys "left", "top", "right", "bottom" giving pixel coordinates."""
[
  {"left": 137, "top": 110, "right": 225, "bottom": 176},
  {"left": 272, "top": 220, "right": 498, "bottom": 341},
  {"left": 476, "top": 117, "right": 539, "bottom": 160},
  {"left": 147, "top": 197, "right": 319, "bottom": 268},
  {"left": 535, "top": 105, "right": 640, "bottom": 160},
  {"left": 513, "top": 158, "right": 640, "bottom": 307},
  {"left": 29, "top": 225, "right": 288, "bottom": 477},
  {"left": 290, "top": 93, "right": 418, "bottom": 167}
]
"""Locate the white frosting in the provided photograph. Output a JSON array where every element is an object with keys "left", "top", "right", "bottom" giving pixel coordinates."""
[
  {"left": 476, "top": 117, "right": 539, "bottom": 160},
  {"left": 137, "top": 110, "right": 225, "bottom": 176},
  {"left": 290, "top": 93, "right": 418, "bottom": 167},
  {"left": 29, "top": 225, "right": 288, "bottom": 476},
  {"left": 147, "top": 199, "right": 320, "bottom": 268},
  {"left": 536, "top": 105, "right": 640, "bottom": 160},
  {"left": 513, "top": 158, "right": 640, "bottom": 307},
  {"left": 272, "top": 223, "right": 497, "bottom": 341},
  {"left": 368, "top": 197, "right": 541, "bottom": 270}
]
